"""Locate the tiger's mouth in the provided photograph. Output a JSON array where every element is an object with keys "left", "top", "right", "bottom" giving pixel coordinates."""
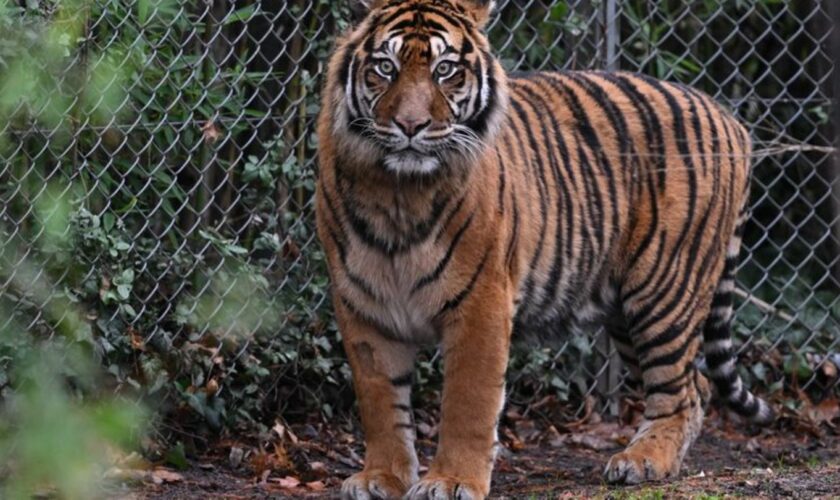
[
  {"left": 382, "top": 149, "right": 441, "bottom": 175},
  {"left": 396, "top": 145, "right": 425, "bottom": 154},
  {"left": 351, "top": 118, "right": 484, "bottom": 173}
]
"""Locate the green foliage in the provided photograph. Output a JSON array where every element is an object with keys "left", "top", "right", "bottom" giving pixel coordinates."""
[
  {"left": 1, "top": 0, "right": 350, "bottom": 441},
  {"left": 0, "top": 344, "right": 145, "bottom": 500},
  {"left": 0, "top": 5, "right": 146, "bottom": 494}
]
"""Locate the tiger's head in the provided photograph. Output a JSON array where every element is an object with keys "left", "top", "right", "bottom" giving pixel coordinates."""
[{"left": 325, "top": 0, "right": 508, "bottom": 175}]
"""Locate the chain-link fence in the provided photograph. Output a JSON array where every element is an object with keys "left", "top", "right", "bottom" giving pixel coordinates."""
[{"left": 0, "top": 0, "right": 837, "bottom": 430}]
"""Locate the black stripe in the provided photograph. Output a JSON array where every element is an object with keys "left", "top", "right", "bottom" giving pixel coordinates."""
[
  {"left": 646, "top": 402, "right": 689, "bottom": 420},
  {"left": 682, "top": 85, "right": 707, "bottom": 176},
  {"left": 731, "top": 395, "right": 761, "bottom": 418},
  {"left": 460, "top": 37, "right": 474, "bottom": 56},
  {"left": 390, "top": 18, "right": 417, "bottom": 32},
  {"left": 465, "top": 51, "right": 483, "bottom": 117},
  {"left": 496, "top": 148, "right": 506, "bottom": 212},
  {"left": 705, "top": 348, "right": 734, "bottom": 368},
  {"left": 464, "top": 50, "right": 498, "bottom": 136},
  {"left": 390, "top": 372, "right": 414, "bottom": 387},
  {"left": 627, "top": 194, "right": 718, "bottom": 339},
  {"left": 621, "top": 78, "right": 699, "bottom": 303},
  {"left": 322, "top": 194, "right": 382, "bottom": 301},
  {"left": 512, "top": 81, "right": 576, "bottom": 313},
  {"left": 635, "top": 321, "right": 688, "bottom": 358},
  {"left": 693, "top": 88, "right": 725, "bottom": 201},
  {"left": 508, "top": 94, "right": 550, "bottom": 311},
  {"left": 412, "top": 214, "right": 474, "bottom": 293},
  {"left": 639, "top": 325, "right": 700, "bottom": 371},
  {"left": 335, "top": 170, "right": 451, "bottom": 256},
  {"left": 605, "top": 73, "right": 667, "bottom": 189},
  {"left": 328, "top": 230, "right": 381, "bottom": 301},
  {"left": 504, "top": 183, "right": 520, "bottom": 268},
  {"left": 712, "top": 370, "right": 738, "bottom": 392},
  {"left": 568, "top": 73, "right": 632, "bottom": 173},
  {"left": 628, "top": 196, "right": 716, "bottom": 340},
  {"left": 600, "top": 74, "right": 664, "bottom": 266},
  {"left": 435, "top": 195, "right": 467, "bottom": 242},
  {"left": 338, "top": 41, "right": 358, "bottom": 92},
  {"left": 547, "top": 73, "right": 619, "bottom": 236},
  {"left": 709, "top": 290, "right": 732, "bottom": 310},
  {"left": 380, "top": 4, "right": 471, "bottom": 34},
  {"left": 628, "top": 86, "right": 726, "bottom": 341},
  {"left": 532, "top": 74, "right": 608, "bottom": 299},
  {"left": 437, "top": 248, "right": 491, "bottom": 315},
  {"left": 339, "top": 296, "right": 414, "bottom": 345},
  {"left": 644, "top": 363, "right": 692, "bottom": 394},
  {"left": 646, "top": 383, "right": 685, "bottom": 396},
  {"left": 424, "top": 17, "right": 448, "bottom": 33},
  {"left": 704, "top": 323, "right": 729, "bottom": 342},
  {"left": 530, "top": 76, "right": 587, "bottom": 311}
]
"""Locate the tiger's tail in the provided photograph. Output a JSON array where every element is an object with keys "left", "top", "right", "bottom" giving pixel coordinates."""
[{"left": 702, "top": 205, "right": 775, "bottom": 424}]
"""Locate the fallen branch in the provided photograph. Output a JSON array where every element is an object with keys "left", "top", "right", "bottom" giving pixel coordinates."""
[
  {"left": 753, "top": 144, "right": 838, "bottom": 158},
  {"left": 734, "top": 287, "right": 833, "bottom": 343},
  {"left": 734, "top": 287, "right": 798, "bottom": 325}
]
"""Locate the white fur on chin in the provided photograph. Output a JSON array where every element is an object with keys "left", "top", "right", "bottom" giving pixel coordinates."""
[{"left": 383, "top": 152, "right": 440, "bottom": 174}]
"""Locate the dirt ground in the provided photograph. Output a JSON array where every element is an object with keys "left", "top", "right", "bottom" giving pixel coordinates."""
[{"left": 109, "top": 411, "right": 840, "bottom": 499}]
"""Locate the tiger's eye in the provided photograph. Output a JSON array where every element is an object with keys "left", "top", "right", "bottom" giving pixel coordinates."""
[
  {"left": 376, "top": 60, "right": 395, "bottom": 77},
  {"left": 435, "top": 61, "right": 455, "bottom": 79}
]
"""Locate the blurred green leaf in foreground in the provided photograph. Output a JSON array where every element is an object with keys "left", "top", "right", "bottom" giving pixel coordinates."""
[{"left": 0, "top": 0, "right": 148, "bottom": 498}]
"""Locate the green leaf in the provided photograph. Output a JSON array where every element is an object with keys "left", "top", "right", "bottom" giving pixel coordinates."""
[
  {"left": 103, "top": 213, "right": 116, "bottom": 232},
  {"left": 164, "top": 442, "right": 189, "bottom": 470},
  {"left": 224, "top": 5, "right": 258, "bottom": 25},
  {"left": 121, "top": 304, "right": 137, "bottom": 318}
]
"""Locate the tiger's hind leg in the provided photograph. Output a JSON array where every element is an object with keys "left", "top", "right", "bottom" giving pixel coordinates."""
[{"left": 604, "top": 295, "right": 712, "bottom": 484}]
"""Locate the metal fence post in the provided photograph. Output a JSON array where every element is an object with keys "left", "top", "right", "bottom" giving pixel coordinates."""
[
  {"left": 597, "top": 0, "right": 622, "bottom": 417},
  {"left": 604, "top": 0, "right": 619, "bottom": 72},
  {"left": 829, "top": 0, "right": 840, "bottom": 285}
]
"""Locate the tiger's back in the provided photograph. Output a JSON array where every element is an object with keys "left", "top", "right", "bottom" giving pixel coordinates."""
[{"left": 315, "top": 2, "right": 771, "bottom": 498}]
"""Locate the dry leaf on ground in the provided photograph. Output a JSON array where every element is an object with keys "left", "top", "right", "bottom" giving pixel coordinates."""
[
  {"left": 272, "top": 476, "right": 301, "bottom": 489},
  {"left": 151, "top": 468, "right": 184, "bottom": 484},
  {"left": 306, "top": 480, "right": 326, "bottom": 491},
  {"left": 805, "top": 398, "right": 840, "bottom": 427}
]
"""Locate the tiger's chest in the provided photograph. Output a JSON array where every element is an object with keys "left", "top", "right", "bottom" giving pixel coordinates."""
[
  {"left": 327, "top": 175, "right": 474, "bottom": 343},
  {"left": 336, "top": 239, "right": 449, "bottom": 344}
]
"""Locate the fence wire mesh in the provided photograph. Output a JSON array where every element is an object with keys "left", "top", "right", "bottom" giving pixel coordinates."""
[{"left": 0, "top": 0, "right": 838, "bottom": 423}]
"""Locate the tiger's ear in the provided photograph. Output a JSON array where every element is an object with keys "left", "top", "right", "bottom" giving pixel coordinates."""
[
  {"left": 349, "top": 0, "right": 383, "bottom": 24},
  {"left": 458, "top": 0, "right": 497, "bottom": 28}
]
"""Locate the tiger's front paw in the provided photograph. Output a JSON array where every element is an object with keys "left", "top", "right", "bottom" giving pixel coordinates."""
[
  {"left": 342, "top": 470, "right": 409, "bottom": 500},
  {"left": 404, "top": 474, "right": 486, "bottom": 500}
]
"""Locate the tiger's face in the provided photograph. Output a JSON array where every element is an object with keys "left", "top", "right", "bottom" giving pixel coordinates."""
[{"left": 332, "top": 0, "right": 507, "bottom": 175}]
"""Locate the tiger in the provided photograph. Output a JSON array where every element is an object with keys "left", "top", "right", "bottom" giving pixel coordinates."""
[{"left": 315, "top": 0, "right": 775, "bottom": 498}]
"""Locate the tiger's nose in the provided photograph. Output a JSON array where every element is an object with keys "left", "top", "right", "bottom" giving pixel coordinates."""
[{"left": 393, "top": 117, "right": 431, "bottom": 138}]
